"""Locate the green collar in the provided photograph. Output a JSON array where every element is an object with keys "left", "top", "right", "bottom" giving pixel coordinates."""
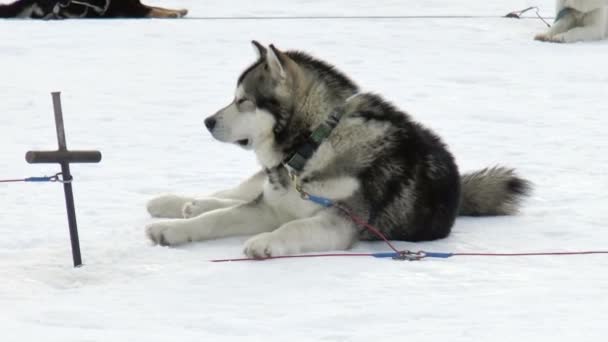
[{"left": 284, "top": 106, "right": 346, "bottom": 176}]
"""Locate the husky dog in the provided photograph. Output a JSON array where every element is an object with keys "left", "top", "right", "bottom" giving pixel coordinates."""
[
  {"left": 0, "top": 0, "right": 187, "bottom": 19},
  {"left": 146, "top": 41, "right": 531, "bottom": 258},
  {"left": 535, "top": 0, "right": 608, "bottom": 42}
]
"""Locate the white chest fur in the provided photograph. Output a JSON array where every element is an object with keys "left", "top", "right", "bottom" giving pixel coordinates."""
[{"left": 263, "top": 180, "right": 321, "bottom": 220}]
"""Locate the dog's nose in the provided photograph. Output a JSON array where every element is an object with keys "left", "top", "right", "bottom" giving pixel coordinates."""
[{"left": 204, "top": 117, "right": 216, "bottom": 131}]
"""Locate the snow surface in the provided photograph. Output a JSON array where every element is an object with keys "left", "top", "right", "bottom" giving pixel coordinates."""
[{"left": 1, "top": 0, "right": 608, "bottom": 341}]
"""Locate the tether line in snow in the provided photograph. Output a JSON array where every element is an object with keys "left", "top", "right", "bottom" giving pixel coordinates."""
[
  {"left": 182, "top": 15, "right": 554, "bottom": 21},
  {"left": 210, "top": 250, "right": 608, "bottom": 263},
  {"left": 212, "top": 177, "right": 607, "bottom": 263},
  {"left": 178, "top": 6, "right": 554, "bottom": 24},
  {"left": 0, "top": 172, "right": 69, "bottom": 183}
]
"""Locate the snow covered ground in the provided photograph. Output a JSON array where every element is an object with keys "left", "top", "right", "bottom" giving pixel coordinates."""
[{"left": 1, "top": 0, "right": 607, "bottom": 341}]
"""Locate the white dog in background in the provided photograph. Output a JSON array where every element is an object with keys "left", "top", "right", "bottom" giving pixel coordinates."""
[{"left": 535, "top": 0, "right": 608, "bottom": 42}]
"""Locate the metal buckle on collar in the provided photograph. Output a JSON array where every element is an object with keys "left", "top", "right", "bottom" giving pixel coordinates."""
[
  {"left": 285, "top": 152, "right": 307, "bottom": 174},
  {"left": 287, "top": 171, "right": 306, "bottom": 197}
]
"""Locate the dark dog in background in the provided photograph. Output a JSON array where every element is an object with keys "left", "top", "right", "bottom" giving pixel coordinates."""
[{"left": 0, "top": 0, "right": 188, "bottom": 18}]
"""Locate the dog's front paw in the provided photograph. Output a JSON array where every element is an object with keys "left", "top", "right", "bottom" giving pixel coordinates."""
[
  {"left": 182, "top": 199, "right": 220, "bottom": 218},
  {"left": 243, "top": 232, "right": 289, "bottom": 259},
  {"left": 182, "top": 201, "right": 201, "bottom": 218},
  {"left": 177, "top": 9, "right": 188, "bottom": 18},
  {"left": 534, "top": 33, "right": 551, "bottom": 42},
  {"left": 183, "top": 198, "right": 245, "bottom": 218},
  {"left": 147, "top": 195, "right": 194, "bottom": 218},
  {"left": 146, "top": 221, "right": 191, "bottom": 246},
  {"left": 549, "top": 34, "right": 566, "bottom": 43},
  {"left": 535, "top": 33, "right": 565, "bottom": 43}
]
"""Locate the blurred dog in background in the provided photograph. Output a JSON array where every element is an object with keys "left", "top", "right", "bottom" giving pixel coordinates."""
[
  {"left": 535, "top": 0, "right": 608, "bottom": 42},
  {"left": 0, "top": 0, "right": 187, "bottom": 19}
]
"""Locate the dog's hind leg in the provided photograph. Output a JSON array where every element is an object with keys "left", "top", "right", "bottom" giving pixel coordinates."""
[
  {"left": 243, "top": 211, "right": 358, "bottom": 258},
  {"left": 146, "top": 197, "right": 283, "bottom": 246}
]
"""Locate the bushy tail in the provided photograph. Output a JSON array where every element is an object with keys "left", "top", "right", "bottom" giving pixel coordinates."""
[{"left": 459, "top": 166, "right": 531, "bottom": 216}]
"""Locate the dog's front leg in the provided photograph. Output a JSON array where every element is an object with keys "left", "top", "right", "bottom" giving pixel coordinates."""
[
  {"left": 146, "top": 197, "right": 282, "bottom": 246},
  {"left": 210, "top": 170, "right": 266, "bottom": 201},
  {"left": 182, "top": 170, "right": 267, "bottom": 217},
  {"left": 554, "top": 25, "right": 606, "bottom": 42},
  {"left": 182, "top": 198, "right": 245, "bottom": 218},
  {"left": 146, "top": 170, "right": 265, "bottom": 218},
  {"left": 535, "top": 9, "right": 578, "bottom": 41},
  {"left": 553, "top": 9, "right": 607, "bottom": 42},
  {"left": 146, "top": 194, "right": 195, "bottom": 218},
  {"left": 243, "top": 211, "right": 358, "bottom": 258}
]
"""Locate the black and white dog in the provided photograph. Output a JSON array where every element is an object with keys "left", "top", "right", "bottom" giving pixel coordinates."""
[
  {"left": 0, "top": 0, "right": 187, "bottom": 19},
  {"left": 146, "top": 42, "right": 531, "bottom": 258}
]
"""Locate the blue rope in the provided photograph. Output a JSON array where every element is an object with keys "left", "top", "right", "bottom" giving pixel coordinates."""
[
  {"left": 372, "top": 251, "right": 454, "bottom": 259},
  {"left": 24, "top": 176, "right": 56, "bottom": 182},
  {"left": 422, "top": 252, "right": 454, "bottom": 258},
  {"left": 372, "top": 252, "right": 454, "bottom": 259},
  {"left": 371, "top": 252, "right": 402, "bottom": 258},
  {"left": 0, "top": 173, "right": 64, "bottom": 183},
  {"left": 305, "top": 194, "right": 335, "bottom": 207}
]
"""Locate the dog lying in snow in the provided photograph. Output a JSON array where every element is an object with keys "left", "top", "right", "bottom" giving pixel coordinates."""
[
  {"left": 535, "top": 0, "right": 608, "bottom": 43},
  {"left": 0, "top": 0, "right": 187, "bottom": 19},
  {"left": 145, "top": 41, "right": 531, "bottom": 258}
]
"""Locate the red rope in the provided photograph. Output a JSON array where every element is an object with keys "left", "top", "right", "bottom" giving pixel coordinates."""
[
  {"left": 210, "top": 250, "right": 608, "bottom": 263},
  {"left": 0, "top": 178, "right": 26, "bottom": 183},
  {"left": 335, "top": 204, "right": 402, "bottom": 253},
  {"left": 453, "top": 251, "right": 608, "bottom": 257},
  {"left": 211, "top": 253, "right": 375, "bottom": 263}
]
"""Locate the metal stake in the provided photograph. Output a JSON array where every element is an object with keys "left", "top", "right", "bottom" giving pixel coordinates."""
[{"left": 25, "top": 92, "right": 102, "bottom": 267}]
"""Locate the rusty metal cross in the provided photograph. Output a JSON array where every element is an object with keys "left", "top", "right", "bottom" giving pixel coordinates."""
[{"left": 26, "top": 92, "right": 102, "bottom": 267}]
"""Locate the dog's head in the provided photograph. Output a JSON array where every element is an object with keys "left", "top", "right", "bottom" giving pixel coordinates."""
[{"left": 204, "top": 41, "right": 301, "bottom": 150}]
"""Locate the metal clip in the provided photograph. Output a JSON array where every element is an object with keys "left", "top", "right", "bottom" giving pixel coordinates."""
[
  {"left": 288, "top": 172, "right": 305, "bottom": 196},
  {"left": 50, "top": 172, "right": 73, "bottom": 184},
  {"left": 293, "top": 177, "right": 310, "bottom": 200},
  {"left": 392, "top": 250, "right": 426, "bottom": 261}
]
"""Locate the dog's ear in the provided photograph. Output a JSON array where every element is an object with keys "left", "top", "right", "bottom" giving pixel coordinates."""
[
  {"left": 251, "top": 40, "right": 267, "bottom": 59},
  {"left": 266, "top": 44, "right": 286, "bottom": 80}
]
